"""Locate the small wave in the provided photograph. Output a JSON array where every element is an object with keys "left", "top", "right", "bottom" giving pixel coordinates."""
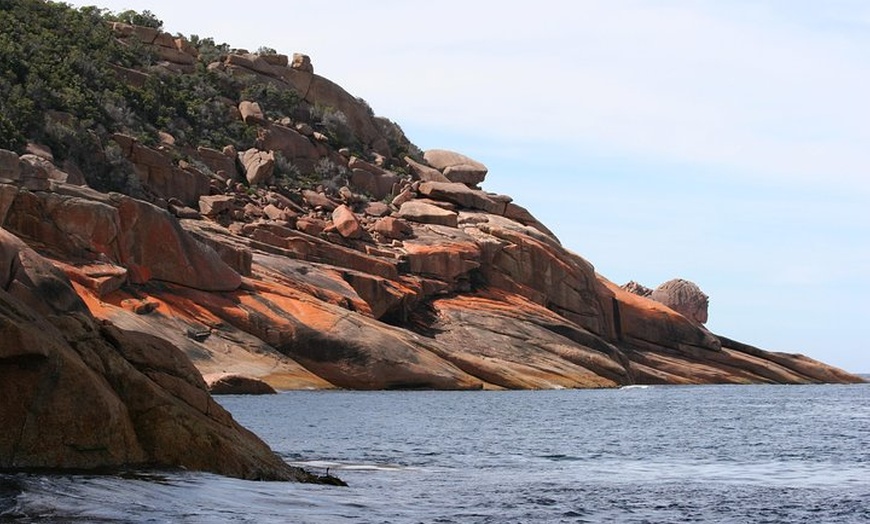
[
  {"left": 619, "top": 385, "right": 651, "bottom": 390},
  {"left": 290, "top": 460, "right": 417, "bottom": 472},
  {"left": 538, "top": 454, "right": 583, "bottom": 462},
  {"left": 0, "top": 476, "right": 23, "bottom": 516}
]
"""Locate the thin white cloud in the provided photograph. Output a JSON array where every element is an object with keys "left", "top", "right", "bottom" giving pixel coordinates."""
[
  {"left": 305, "top": 1, "right": 870, "bottom": 192},
  {"left": 79, "top": 1, "right": 870, "bottom": 195}
]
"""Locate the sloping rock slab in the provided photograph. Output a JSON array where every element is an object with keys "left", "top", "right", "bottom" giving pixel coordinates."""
[
  {"left": 425, "top": 290, "right": 627, "bottom": 389},
  {"left": 397, "top": 200, "right": 458, "bottom": 227},
  {"left": 418, "top": 181, "right": 506, "bottom": 214}
]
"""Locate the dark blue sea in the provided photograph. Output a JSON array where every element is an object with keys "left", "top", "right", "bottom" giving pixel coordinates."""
[{"left": 2, "top": 384, "right": 868, "bottom": 523}]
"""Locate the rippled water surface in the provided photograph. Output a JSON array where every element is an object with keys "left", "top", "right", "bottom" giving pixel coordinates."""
[{"left": 2, "top": 384, "right": 868, "bottom": 523}]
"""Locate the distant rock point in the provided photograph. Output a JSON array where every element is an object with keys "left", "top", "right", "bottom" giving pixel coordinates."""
[{"left": 650, "top": 278, "right": 710, "bottom": 325}]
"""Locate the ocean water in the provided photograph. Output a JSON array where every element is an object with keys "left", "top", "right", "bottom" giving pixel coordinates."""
[{"left": 1, "top": 384, "right": 868, "bottom": 523}]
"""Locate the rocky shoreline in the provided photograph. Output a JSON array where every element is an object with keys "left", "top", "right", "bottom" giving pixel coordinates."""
[{"left": 0, "top": 7, "right": 862, "bottom": 480}]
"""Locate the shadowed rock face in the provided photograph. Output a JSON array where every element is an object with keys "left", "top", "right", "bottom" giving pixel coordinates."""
[{"left": 0, "top": 227, "right": 316, "bottom": 481}]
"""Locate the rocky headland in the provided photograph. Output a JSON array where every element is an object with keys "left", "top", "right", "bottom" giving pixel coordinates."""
[{"left": 0, "top": 2, "right": 863, "bottom": 478}]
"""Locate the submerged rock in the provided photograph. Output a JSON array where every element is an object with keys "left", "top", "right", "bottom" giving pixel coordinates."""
[{"left": 206, "top": 374, "right": 278, "bottom": 395}]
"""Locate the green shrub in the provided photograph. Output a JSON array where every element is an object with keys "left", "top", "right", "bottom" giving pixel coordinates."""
[
  {"left": 312, "top": 104, "right": 358, "bottom": 151},
  {"left": 240, "top": 82, "right": 302, "bottom": 122},
  {"left": 314, "top": 158, "right": 348, "bottom": 193},
  {"left": 188, "top": 35, "right": 231, "bottom": 64},
  {"left": 106, "top": 9, "right": 163, "bottom": 29},
  {"left": 0, "top": 1, "right": 383, "bottom": 196}
]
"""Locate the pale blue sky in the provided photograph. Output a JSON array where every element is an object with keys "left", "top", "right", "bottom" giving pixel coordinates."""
[{"left": 68, "top": 1, "right": 869, "bottom": 372}]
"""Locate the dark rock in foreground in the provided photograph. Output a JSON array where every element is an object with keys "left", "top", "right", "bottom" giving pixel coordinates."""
[{"left": 0, "top": 228, "right": 319, "bottom": 481}]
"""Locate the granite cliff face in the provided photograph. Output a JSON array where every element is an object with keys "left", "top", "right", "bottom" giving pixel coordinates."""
[
  {"left": 0, "top": 5, "right": 863, "bottom": 475},
  {"left": 0, "top": 228, "right": 316, "bottom": 480}
]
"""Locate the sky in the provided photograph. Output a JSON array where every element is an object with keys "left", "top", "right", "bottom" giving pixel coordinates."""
[{"left": 66, "top": 0, "right": 869, "bottom": 373}]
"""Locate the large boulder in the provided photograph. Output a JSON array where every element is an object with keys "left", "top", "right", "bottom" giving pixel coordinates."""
[
  {"left": 650, "top": 278, "right": 709, "bottom": 324},
  {"left": 423, "top": 149, "right": 488, "bottom": 187},
  {"left": 196, "top": 146, "right": 239, "bottom": 181},
  {"left": 364, "top": 201, "right": 391, "bottom": 217},
  {"left": 225, "top": 53, "right": 282, "bottom": 77},
  {"left": 332, "top": 204, "right": 363, "bottom": 239},
  {"left": 301, "top": 189, "right": 338, "bottom": 211},
  {"left": 113, "top": 135, "right": 211, "bottom": 207},
  {"left": 256, "top": 124, "right": 322, "bottom": 169},
  {"left": 346, "top": 157, "right": 398, "bottom": 200},
  {"left": 604, "top": 278, "right": 721, "bottom": 355},
  {"left": 373, "top": 216, "right": 412, "bottom": 239},
  {"left": 348, "top": 169, "right": 397, "bottom": 200},
  {"left": 397, "top": 200, "right": 458, "bottom": 228},
  {"left": 114, "top": 195, "right": 243, "bottom": 290},
  {"left": 239, "top": 149, "right": 275, "bottom": 186},
  {"left": 418, "top": 181, "right": 507, "bottom": 214},
  {"left": 402, "top": 225, "right": 482, "bottom": 285},
  {"left": 239, "top": 100, "right": 266, "bottom": 125},
  {"left": 347, "top": 156, "right": 387, "bottom": 176},
  {"left": 111, "top": 23, "right": 198, "bottom": 68},
  {"left": 291, "top": 53, "right": 313, "bottom": 73},
  {"left": 0, "top": 228, "right": 89, "bottom": 316},
  {"left": 405, "top": 156, "right": 450, "bottom": 183},
  {"left": 260, "top": 53, "right": 289, "bottom": 67},
  {"left": 199, "top": 195, "right": 236, "bottom": 217},
  {"left": 18, "top": 154, "right": 69, "bottom": 188}
]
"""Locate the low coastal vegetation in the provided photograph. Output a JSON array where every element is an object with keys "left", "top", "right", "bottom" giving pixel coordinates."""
[{"left": 0, "top": 0, "right": 411, "bottom": 195}]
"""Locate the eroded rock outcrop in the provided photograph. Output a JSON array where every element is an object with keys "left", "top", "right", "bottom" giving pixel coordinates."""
[
  {"left": 0, "top": 63, "right": 860, "bottom": 398},
  {"left": 0, "top": 227, "right": 311, "bottom": 480},
  {"left": 112, "top": 22, "right": 198, "bottom": 70},
  {"left": 423, "top": 149, "right": 488, "bottom": 187},
  {"left": 112, "top": 134, "right": 210, "bottom": 207},
  {"left": 5, "top": 139, "right": 856, "bottom": 399},
  {"left": 649, "top": 278, "right": 709, "bottom": 325},
  {"left": 1, "top": 182, "right": 241, "bottom": 292}
]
